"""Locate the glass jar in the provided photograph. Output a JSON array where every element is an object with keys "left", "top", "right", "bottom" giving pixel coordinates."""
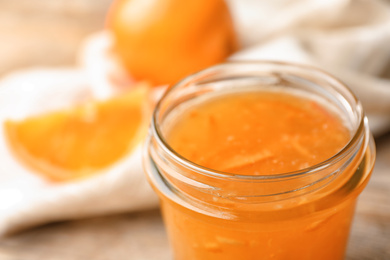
[{"left": 144, "top": 61, "right": 375, "bottom": 260}]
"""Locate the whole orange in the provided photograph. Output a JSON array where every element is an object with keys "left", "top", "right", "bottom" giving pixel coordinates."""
[{"left": 106, "top": 0, "right": 239, "bottom": 86}]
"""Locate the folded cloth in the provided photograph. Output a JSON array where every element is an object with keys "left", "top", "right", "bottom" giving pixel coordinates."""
[
  {"left": 1, "top": 0, "right": 390, "bottom": 236},
  {"left": 228, "top": 0, "right": 390, "bottom": 135}
]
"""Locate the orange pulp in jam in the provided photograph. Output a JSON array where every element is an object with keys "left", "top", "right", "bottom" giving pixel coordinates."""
[
  {"left": 161, "top": 90, "right": 359, "bottom": 260},
  {"left": 167, "top": 91, "right": 350, "bottom": 175}
]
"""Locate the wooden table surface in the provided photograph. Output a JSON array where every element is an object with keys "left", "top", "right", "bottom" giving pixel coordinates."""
[{"left": 0, "top": 1, "right": 389, "bottom": 259}]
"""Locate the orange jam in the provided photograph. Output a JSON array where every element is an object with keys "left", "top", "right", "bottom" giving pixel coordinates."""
[
  {"left": 145, "top": 62, "right": 375, "bottom": 260},
  {"left": 166, "top": 91, "right": 350, "bottom": 175}
]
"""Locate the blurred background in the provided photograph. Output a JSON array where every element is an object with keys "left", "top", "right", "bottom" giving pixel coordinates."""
[
  {"left": 0, "top": 0, "right": 111, "bottom": 75},
  {"left": 1, "top": 0, "right": 390, "bottom": 77}
]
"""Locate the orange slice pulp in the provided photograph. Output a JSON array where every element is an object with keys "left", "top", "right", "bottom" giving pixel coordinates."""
[{"left": 4, "top": 84, "right": 150, "bottom": 182}]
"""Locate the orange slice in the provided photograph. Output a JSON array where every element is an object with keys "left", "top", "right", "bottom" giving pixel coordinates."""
[{"left": 4, "top": 84, "right": 150, "bottom": 182}]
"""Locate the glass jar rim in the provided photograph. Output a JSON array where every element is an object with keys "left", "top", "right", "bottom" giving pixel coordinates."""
[{"left": 150, "top": 60, "right": 366, "bottom": 180}]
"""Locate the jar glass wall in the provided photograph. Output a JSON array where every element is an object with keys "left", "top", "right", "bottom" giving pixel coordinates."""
[{"left": 144, "top": 61, "right": 376, "bottom": 260}]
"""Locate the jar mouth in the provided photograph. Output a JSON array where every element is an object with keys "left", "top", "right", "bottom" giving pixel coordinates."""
[{"left": 151, "top": 61, "right": 365, "bottom": 180}]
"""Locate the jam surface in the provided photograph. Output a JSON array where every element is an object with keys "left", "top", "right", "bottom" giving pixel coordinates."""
[{"left": 166, "top": 90, "right": 351, "bottom": 175}]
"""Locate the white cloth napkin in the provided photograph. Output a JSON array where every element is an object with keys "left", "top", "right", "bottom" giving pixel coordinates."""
[
  {"left": 228, "top": 0, "right": 390, "bottom": 135},
  {"left": 1, "top": 0, "right": 390, "bottom": 235}
]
